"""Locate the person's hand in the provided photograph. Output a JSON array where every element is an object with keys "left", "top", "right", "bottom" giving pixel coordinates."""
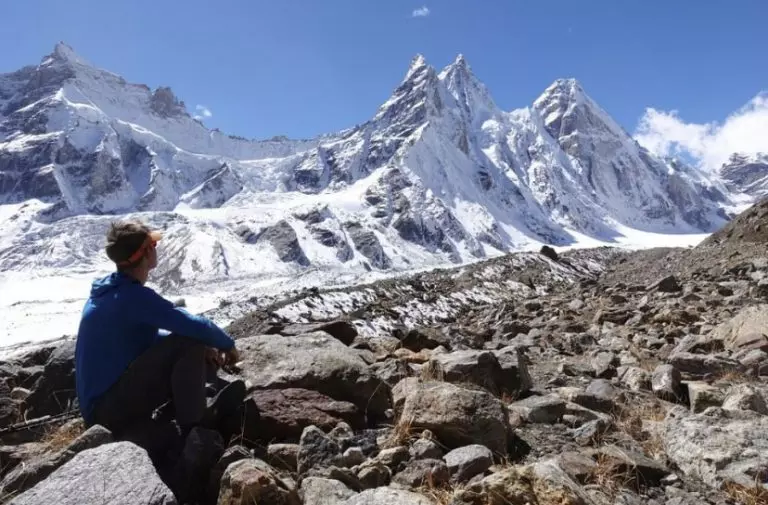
[
  {"left": 205, "top": 347, "right": 224, "bottom": 368},
  {"left": 222, "top": 347, "right": 240, "bottom": 367}
]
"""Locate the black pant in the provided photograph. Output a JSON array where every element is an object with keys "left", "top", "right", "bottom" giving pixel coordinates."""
[{"left": 92, "top": 335, "right": 207, "bottom": 435}]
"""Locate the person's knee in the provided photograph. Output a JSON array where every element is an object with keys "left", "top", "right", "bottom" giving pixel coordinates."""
[{"left": 166, "top": 335, "right": 207, "bottom": 361}]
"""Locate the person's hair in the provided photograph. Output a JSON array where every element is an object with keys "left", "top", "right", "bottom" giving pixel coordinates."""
[{"left": 105, "top": 220, "right": 151, "bottom": 270}]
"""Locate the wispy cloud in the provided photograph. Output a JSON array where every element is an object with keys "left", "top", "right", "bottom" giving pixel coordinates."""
[
  {"left": 634, "top": 92, "right": 768, "bottom": 172},
  {"left": 412, "top": 6, "right": 430, "bottom": 17},
  {"left": 193, "top": 104, "right": 213, "bottom": 121}
]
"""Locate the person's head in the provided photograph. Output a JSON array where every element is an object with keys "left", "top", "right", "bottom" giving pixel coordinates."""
[{"left": 105, "top": 220, "right": 162, "bottom": 283}]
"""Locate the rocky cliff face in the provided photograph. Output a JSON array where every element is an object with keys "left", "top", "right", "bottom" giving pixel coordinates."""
[{"left": 720, "top": 152, "right": 768, "bottom": 199}]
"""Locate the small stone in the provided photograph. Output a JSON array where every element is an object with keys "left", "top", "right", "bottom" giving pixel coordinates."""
[
  {"left": 648, "top": 275, "right": 682, "bottom": 293},
  {"left": 392, "top": 458, "right": 450, "bottom": 488},
  {"left": 443, "top": 444, "right": 493, "bottom": 483},
  {"left": 652, "top": 364, "right": 683, "bottom": 402},
  {"left": 356, "top": 462, "right": 391, "bottom": 489},
  {"left": 591, "top": 352, "right": 618, "bottom": 378},
  {"left": 341, "top": 447, "right": 365, "bottom": 467},
  {"left": 409, "top": 438, "right": 443, "bottom": 460},
  {"left": 686, "top": 382, "right": 724, "bottom": 413},
  {"left": 373, "top": 446, "right": 410, "bottom": 469},
  {"left": 268, "top": 443, "right": 300, "bottom": 471},
  {"left": 507, "top": 394, "right": 566, "bottom": 424},
  {"left": 299, "top": 477, "right": 356, "bottom": 505}
]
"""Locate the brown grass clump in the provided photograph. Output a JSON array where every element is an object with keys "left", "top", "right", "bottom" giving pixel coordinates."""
[
  {"left": 420, "top": 360, "right": 445, "bottom": 382},
  {"left": 41, "top": 418, "right": 85, "bottom": 453},
  {"left": 612, "top": 399, "right": 667, "bottom": 459},
  {"left": 382, "top": 416, "right": 416, "bottom": 449},
  {"left": 723, "top": 481, "right": 768, "bottom": 505}
]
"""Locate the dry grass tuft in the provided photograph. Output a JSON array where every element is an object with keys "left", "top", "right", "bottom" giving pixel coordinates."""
[
  {"left": 420, "top": 360, "right": 445, "bottom": 382},
  {"left": 382, "top": 416, "right": 416, "bottom": 449},
  {"left": 418, "top": 481, "right": 465, "bottom": 505},
  {"left": 612, "top": 396, "right": 667, "bottom": 459},
  {"left": 723, "top": 481, "right": 768, "bottom": 505},
  {"left": 584, "top": 453, "right": 638, "bottom": 499},
  {"left": 41, "top": 418, "right": 85, "bottom": 453}
]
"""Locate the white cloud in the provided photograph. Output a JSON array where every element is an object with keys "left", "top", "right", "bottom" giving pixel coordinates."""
[
  {"left": 634, "top": 92, "right": 768, "bottom": 172},
  {"left": 193, "top": 104, "right": 213, "bottom": 121},
  {"left": 412, "top": 6, "right": 430, "bottom": 17}
]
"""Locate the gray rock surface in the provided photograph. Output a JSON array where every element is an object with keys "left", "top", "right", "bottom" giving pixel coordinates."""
[
  {"left": 343, "top": 487, "right": 434, "bottom": 505},
  {"left": 1, "top": 424, "right": 112, "bottom": 496},
  {"left": 8, "top": 442, "right": 175, "bottom": 505},
  {"left": 663, "top": 407, "right": 768, "bottom": 490},
  {"left": 300, "top": 477, "right": 357, "bottom": 505},
  {"left": 235, "top": 332, "right": 389, "bottom": 417},
  {"left": 298, "top": 426, "right": 343, "bottom": 475}
]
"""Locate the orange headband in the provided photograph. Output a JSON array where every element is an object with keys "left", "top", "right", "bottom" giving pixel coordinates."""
[{"left": 117, "top": 236, "right": 157, "bottom": 267}]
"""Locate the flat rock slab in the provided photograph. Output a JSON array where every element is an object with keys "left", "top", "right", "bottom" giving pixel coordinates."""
[{"left": 663, "top": 406, "right": 768, "bottom": 490}]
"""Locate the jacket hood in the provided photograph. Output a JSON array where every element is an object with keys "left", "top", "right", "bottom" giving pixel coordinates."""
[{"left": 90, "top": 272, "right": 138, "bottom": 298}]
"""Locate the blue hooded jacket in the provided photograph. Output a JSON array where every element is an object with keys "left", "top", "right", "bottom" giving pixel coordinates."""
[{"left": 75, "top": 272, "right": 234, "bottom": 423}]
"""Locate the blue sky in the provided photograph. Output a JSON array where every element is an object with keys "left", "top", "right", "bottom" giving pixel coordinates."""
[{"left": 2, "top": 0, "right": 767, "bottom": 160}]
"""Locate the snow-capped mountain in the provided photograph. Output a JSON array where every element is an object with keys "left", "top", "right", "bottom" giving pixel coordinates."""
[
  {"left": 0, "top": 43, "right": 748, "bottom": 340},
  {"left": 720, "top": 153, "right": 768, "bottom": 198}
]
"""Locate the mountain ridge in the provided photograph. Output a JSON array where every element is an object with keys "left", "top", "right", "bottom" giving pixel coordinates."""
[{"left": 0, "top": 43, "right": 756, "bottom": 342}]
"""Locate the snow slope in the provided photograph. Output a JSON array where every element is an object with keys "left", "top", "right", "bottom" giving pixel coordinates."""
[{"left": 0, "top": 44, "right": 752, "bottom": 344}]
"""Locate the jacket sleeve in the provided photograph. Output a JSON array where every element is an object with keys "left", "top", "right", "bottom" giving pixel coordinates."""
[{"left": 129, "top": 285, "right": 234, "bottom": 350}]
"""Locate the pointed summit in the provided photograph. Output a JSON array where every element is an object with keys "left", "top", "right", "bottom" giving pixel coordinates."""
[
  {"left": 49, "top": 42, "right": 88, "bottom": 66},
  {"left": 439, "top": 54, "right": 498, "bottom": 121},
  {"left": 534, "top": 78, "right": 588, "bottom": 109},
  {"left": 405, "top": 54, "right": 429, "bottom": 80}
]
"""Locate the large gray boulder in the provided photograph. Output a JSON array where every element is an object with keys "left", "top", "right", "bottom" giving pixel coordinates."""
[
  {"left": 426, "top": 349, "right": 530, "bottom": 397},
  {"left": 8, "top": 442, "right": 175, "bottom": 505},
  {"left": 1, "top": 424, "right": 112, "bottom": 496},
  {"left": 710, "top": 305, "right": 768, "bottom": 352},
  {"left": 393, "top": 379, "right": 510, "bottom": 455},
  {"left": 663, "top": 406, "right": 768, "bottom": 490},
  {"left": 235, "top": 332, "right": 389, "bottom": 418}
]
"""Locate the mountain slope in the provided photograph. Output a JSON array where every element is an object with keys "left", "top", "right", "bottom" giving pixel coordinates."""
[{"left": 0, "top": 44, "right": 749, "bottom": 341}]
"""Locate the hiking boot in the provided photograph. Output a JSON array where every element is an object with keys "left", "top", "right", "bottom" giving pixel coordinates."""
[{"left": 202, "top": 379, "right": 246, "bottom": 429}]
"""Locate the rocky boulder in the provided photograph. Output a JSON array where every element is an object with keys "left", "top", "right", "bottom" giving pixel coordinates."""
[
  {"left": 235, "top": 332, "right": 389, "bottom": 419},
  {"left": 246, "top": 389, "right": 364, "bottom": 442},
  {"left": 24, "top": 340, "right": 76, "bottom": 418},
  {"left": 710, "top": 305, "right": 768, "bottom": 352},
  {"left": 663, "top": 406, "right": 768, "bottom": 491},
  {"left": 217, "top": 458, "right": 300, "bottom": 505},
  {"left": 8, "top": 442, "right": 175, "bottom": 505},
  {"left": 1, "top": 424, "right": 112, "bottom": 496},
  {"left": 393, "top": 379, "right": 510, "bottom": 455}
]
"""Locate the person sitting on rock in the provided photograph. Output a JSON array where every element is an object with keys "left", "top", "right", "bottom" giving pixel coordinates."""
[{"left": 75, "top": 220, "right": 245, "bottom": 440}]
